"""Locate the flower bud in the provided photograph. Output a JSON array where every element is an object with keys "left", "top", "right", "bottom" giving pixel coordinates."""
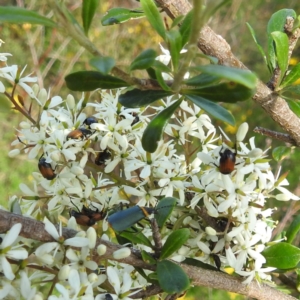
[
  {"left": 205, "top": 226, "right": 217, "bottom": 236},
  {"left": 88, "top": 273, "right": 98, "bottom": 283},
  {"left": 97, "top": 244, "right": 107, "bottom": 256},
  {"left": 113, "top": 247, "right": 131, "bottom": 259},
  {"left": 71, "top": 166, "right": 84, "bottom": 176},
  {"left": 8, "top": 149, "right": 20, "bottom": 157},
  {"left": 87, "top": 227, "right": 97, "bottom": 249},
  {"left": 58, "top": 265, "right": 71, "bottom": 280},
  {"left": 66, "top": 94, "right": 75, "bottom": 109},
  {"left": 236, "top": 122, "right": 249, "bottom": 142},
  {"left": 38, "top": 88, "right": 48, "bottom": 106}
]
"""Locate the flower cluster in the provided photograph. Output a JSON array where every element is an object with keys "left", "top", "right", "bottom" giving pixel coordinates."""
[{"left": 0, "top": 42, "right": 299, "bottom": 299}]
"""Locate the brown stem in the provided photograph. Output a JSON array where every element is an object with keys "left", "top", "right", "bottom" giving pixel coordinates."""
[
  {"left": 253, "top": 126, "right": 297, "bottom": 145},
  {"left": 155, "top": 0, "right": 300, "bottom": 147},
  {"left": 0, "top": 210, "right": 296, "bottom": 300}
]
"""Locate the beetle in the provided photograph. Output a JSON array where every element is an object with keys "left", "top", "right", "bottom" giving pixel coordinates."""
[
  {"left": 107, "top": 206, "right": 155, "bottom": 232},
  {"left": 70, "top": 205, "right": 106, "bottom": 226},
  {"left": 218, "top": 147, "right": 236, "bottom": 175},
  {"left": 38, "top": 157, "right": 56, "bottom": 180},
  {"left": 67, "top": 128, "right": 92, "bottom": 140},
  {"left": 83, "top": 117, "right": 98, "bottom": 128},
  {"left": 95, "top": 149, "right": 111, "bottom": 166}
]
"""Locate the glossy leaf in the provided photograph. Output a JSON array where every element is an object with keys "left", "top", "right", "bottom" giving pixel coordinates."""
[
  {"left": 155, "top": 197, "right": 177, "bottom": 227},
  {"left": 142, "top": 99, "right": 182, "bottom": 152},
  {"left": 267, "top": 9, "right": 296, "bottom": 70},
  {"left": 65, "top": 71, "right": 128, "bottom": 91},
  {"left": 181, "top": 82, "right": 255, "bottom": 103},
  {"left": 183, "top": 257, "right": 218, "bottom": 271},
  {"left": 155, "top": 69, "right": 172, "bottom": 91},
  {"left": 160, "top": 229, "right": 190, "bottom": 260},
  {"left": 280, "top": 64, "right": 300, "bottom": 88},
  {"left": 286, "top": 215, "right": 300, "bottom": 244},
  {"left": 166, "top": 29, "right": 182, "bottom": 71},
  {"left": 182, "top": 82, "right": 255, "bottom": 103},
  {"left": 89, "top": 56, "right": 115, "bottom": 74},
  {"left": 171, "top": 15, "right": 185, "bottom": 29},
  {"left": 263, "top": 242, "right": 300, "bottom": 269},
  {"left": 185, "top": 94, "right": 235, "bottom": 125},
  {"left": 119, "top": 89, "right": 172, "bottom": 108},
  {"left": 272, "top": 146, "right": 291, "bottom": 162},
  {"left": 120, "top": 231, "right": 152, "bottom": 248},
  {"left": 0, "top": 6, "right": 56, "bottom": 27},
  {"left": 193, "top": 65, "right": 257, "bottom": 89},
  {"left": 246, "top": 22, "right": 268, "bottom": 66},
  {"left": 271, "top": 31, "right": 289, "bottom": 83},
  {"left": 130, "top": 49, "right": 157, "bottom": 71},
  {"left": 140, "top": 0, "right": 166, "bottom": 40},
  {"left": 287, "top": 100, "right": 300, "bottom": 117},
  {"left": 204, "top": 0, "right": 231, "bottom": 24},
  {"left": 179, "top": 10, "right": 193, "bottom": 47},
  {"left": 152, "top": 60, "right": 173, "bottom": 74},
  {"left": 82, "top": 0, "right": 99, "bottom": 34},
  {"left": 101, "top": 8, "right": 144, "bottom": 26},
  {"left": 157, "top": 260, "right": 190, "bottom": 293},
  {"left": 184, "top": 73, "right": 220, "bottom": 87}
]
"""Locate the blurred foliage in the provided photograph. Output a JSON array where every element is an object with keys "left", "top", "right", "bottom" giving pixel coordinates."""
[{"left": 1, "top": 0, "right": 299, "bottom": 298}]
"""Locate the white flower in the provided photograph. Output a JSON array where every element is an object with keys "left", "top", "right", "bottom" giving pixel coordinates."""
[{"left": 0, "top": 223, "right": 28, "bottom": 280}]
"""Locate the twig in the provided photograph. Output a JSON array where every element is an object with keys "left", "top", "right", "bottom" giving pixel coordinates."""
[
  {"left": 253, "top": 126, "right": 296, "bottom": 145},
  {"left": 0, "top": 210, "right": 296, "bottom": 300},
  {"left": 155, "top": 0, "right": 300, "bottom": 146}
]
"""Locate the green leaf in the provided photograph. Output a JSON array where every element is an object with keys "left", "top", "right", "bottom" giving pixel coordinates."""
[
  {"left": 141, "top": 250, "right": 157, "bottom": 265},
  {"left": 65, "top": 71, "right": 128, "bottom": 91},
  {"left": 0, "top": 6, "right": 57, "bottom": 27},
  {"left": 171, "top": 15, "right": 185, "bottom": 29},
  {"left": 271, "top": 31, "right": 289, "bottom": 83},
  {"left": 246, "top": 22, "right": 268, "bottom": 66},
  {"left": 280, "top": 64, "right": 300, "bottom": 88},
  {"left": 267, "top": 9, "right": 296, "bottom": 70},
  {"left": 140, "top": 0, "right": 166, "bottom": 40},
  {"left": 179, "top": 10, "right": 193, "bottom": 47},
  {"left": 157, "top": 260, "right": 190, "bottom": 293},
  {"left": 130, "top": 49, "right": 157, "bottom": 71},
  {"left": 263, "top": 242, "right": 300, "bottom": 269},
  {"left": 120, "top": 231, "right": 152, "bottom": 248},
  {"left": 185, "top": 94, "right": 235, "bottom": 125},
  {"left": 286, "top": 215, "right": 300, "bottom": 244},
  {"left": 182, "top": 82, "right": 255, "bottom": 103},
  {"left": 272, "top": 146, "right": 291, "bottom": 162},
  {"left": 152, "top": 60, "right": 173, "bottom": 74},
  {"left": 160, "top": 229, "right": 190, "bottom": 260},
  {"left": 166, "top": 29, "right": 182, "bottom": 71},
  {"left": 183, "top": 257, "right": 218, "bottom": 271},
  {"left": 155, "top": 69, "right": 172, "bottom": 91},
  {"left": 101, "top": 8, "right": 144, "bottom": 26},
  {"left": 203, "top": 0, "right": 231, "bottom": 24},
  {"left": 89, "top": 56, "right": 115, "bottom": 74},
  {"left": 184, "top": 73, "right": 220, "bottom": 87},
  {"left": 287, "top": 100, "right": 300, "bottom": 117},
  {"left": 119, "top": 89, "right": 172, "bottom": 108},
  {"left": 82, "top": 0, "right": 99, "bottom": 34},
  {"left": 142, "top": 99, "right": 182, "bottom": 152},
  {"left": 155, "top": 197, "right": 177, "bottom": 227},
  {"left": 193, "top": 65, "right": 257, "bottom": 89},
  {"left": 282, "top": 85, "right": 300, "bottom": 101}
]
